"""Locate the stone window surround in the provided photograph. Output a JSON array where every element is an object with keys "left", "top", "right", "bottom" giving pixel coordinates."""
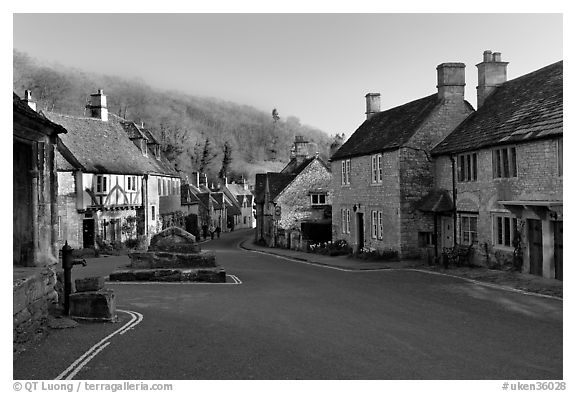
[
  {"left": 492, "top": 145, "right": 518, "bottom": 179},
  {"left": 459, "top": 212, "right": 479, "bottom": 245},
  {"left": 341, "top": 159, "right": 351, "bottom": 186},
  {"left": 370, "top": 154, "right": 383, "bottom": 184},
  {"left": 370, "top": 210, "right": 383, "bottom": 239},
  {"left": 457, "top": 152, "right": 478, "bottom": 182},
  {"left": 341, "top": 208, "right": 351, "bottom": 234},
  {"left": 310, "top": 193, "right": 327, "bottom": 207},
  {"left": 492, "top": 213, "right": 519, "bottom": 250}
]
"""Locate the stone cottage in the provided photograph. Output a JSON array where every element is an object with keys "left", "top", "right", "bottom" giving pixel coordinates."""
[
  {"left": 330, "top": 61, "right": 474, "bottom": 257},
  {"left": 13, "top": 91, "right": 67, "bottom": 338},
  {"left": 431, "top": 52, "right": 562, "bottom": 279},
  {"left": 44, "top": 90, "right": 181, "bottom": 250},
  {"left": 255, "top": 136, "right": 332, "bottom": 249}
]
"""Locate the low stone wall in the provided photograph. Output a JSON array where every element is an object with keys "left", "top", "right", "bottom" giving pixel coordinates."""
[{"left": 13, "top": 267, "right": 57, "bottom": 342}]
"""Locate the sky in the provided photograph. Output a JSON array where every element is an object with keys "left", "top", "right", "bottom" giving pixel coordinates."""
[{"left": 12, "top": 13, "right": 563, "bottom": 136}]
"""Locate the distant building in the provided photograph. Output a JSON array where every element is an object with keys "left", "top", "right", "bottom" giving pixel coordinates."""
[
  {"left": 255, "top": 136, "right": 332, "bottom": 249},
  {"left": 431, "top": 53, "right": 562, "bottom": 279},
  {"left": 330, "top": 61, "right": 474, "bottom": 257}
]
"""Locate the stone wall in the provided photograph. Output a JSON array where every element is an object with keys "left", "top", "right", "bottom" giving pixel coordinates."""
[
  {"left": 13, "top": 267, "right": 57, "bottom": 342},
  {"left": 331, "top": 98, "right": 472, "bottom": 258},
  {"left": 276, "top": 159, "right": 332, "bottom": 230},
  {"left": 434, "top": 137, "right": 563, "bottom": 272}
]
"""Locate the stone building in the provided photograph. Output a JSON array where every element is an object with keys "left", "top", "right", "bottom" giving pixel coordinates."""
[
  {"left": 255, "top": 136, "right": 332, "bottom": 249},
  {"left": 44, "top": 90, "right": 181, "bottom": 250},
  {"left": 431, "top": 53, "right": 562, "bottom": 279},
  {"left": 330, "top": 61, "right": 474, "bottom": 257},
  {"left": 13, "top": 91, "right": 67, "bottom": 338}
]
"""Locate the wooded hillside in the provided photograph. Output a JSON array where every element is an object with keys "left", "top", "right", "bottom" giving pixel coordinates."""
[{"left": 13, "top": 50, "right": 334, "bottom": 184}]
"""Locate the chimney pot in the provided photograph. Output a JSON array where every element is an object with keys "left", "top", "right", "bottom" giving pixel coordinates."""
[
  {"left": 365, "top": 93, "right": 381, "bottom": 119},
  {"left": 22, "top": 89, "right": 36, "bottom": 111},
  {"left": 493, "top": 52, "right": 502, "bottom": 62},
  {"left": 483, "top": 50, "right": 493, "bottom": 62}
]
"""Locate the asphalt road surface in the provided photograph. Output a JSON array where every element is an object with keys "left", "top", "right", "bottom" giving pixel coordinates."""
[{"left": 15, "top": 229, "right": 563, "bottom": 380}]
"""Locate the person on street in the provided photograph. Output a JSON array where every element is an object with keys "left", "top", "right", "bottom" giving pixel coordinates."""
[
  {"left": 216, "top": 226, "right": 221, "bottom": 238},
  {"left": 209, "top": 224, "right": 215, "bottom": 240}
]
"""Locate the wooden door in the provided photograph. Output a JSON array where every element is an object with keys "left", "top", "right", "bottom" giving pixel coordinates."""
[
  {"left": 13, "top": 141, "right": 34, "bottom": 266},
  {"left": 441, "top": 216, "right": 454, "bottom": 249},
  {"left": 356, "top": 213, "right": 364, "bottom": 252},
  {"left": 83, "top": 219, "right": 95, "bottom": 248},
  {"left": 554, "top": 221, "right": 563, "bottom": 280},
  {"left": 528, "top": 219, "right": 543, "bottom": 276}
]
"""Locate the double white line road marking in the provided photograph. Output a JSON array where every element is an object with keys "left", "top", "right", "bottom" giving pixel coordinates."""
[{"left": 55, "top": 309, "right": 143, "bottom": 380}]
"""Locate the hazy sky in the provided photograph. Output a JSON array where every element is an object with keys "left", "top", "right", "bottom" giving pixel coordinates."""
[{"left": 13, "top": 13, "right": 562, "bottom": 135}]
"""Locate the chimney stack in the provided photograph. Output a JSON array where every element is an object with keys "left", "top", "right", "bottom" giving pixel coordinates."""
[
  {"left": 476, "top": 50, "right": 508, "bottom": 108},
  {"left": 436, "top": 63, "right": 466, "bottom": 101},
  {"left": 22, "top": 90, "right": 36, "bottom": 111},
  {"left": 365, "top": 93, "right": 380, "bottom": 119},
  {"left": 191, "top": 172, "right": 200, "bottom": 188},
  {"left": 87, "top": 89, "right": 108, "bottom": 121}
]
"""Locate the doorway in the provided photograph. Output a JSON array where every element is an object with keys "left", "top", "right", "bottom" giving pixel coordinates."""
[
  {"left": 356, "top": 212, "right": 364, "bottom": 252},
  {"left": 83, "top": 219, "right": 95, "bottom": 248},
  {"left": 13, "top": 141, "right": 34, "bottom": 266},
  {"left": 527, "top": 219, "right": 543, "bottom": 276},
  {"left": 441, "top": 216, "right": 454, "bottom": 249},
  {"left": 554, "top": 221, "right": 562, "bottom": 280}
]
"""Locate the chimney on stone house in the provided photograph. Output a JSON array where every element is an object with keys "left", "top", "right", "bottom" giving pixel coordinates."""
[
  {"left": 365, "top": 93, "right": 381, "bottom": 119},
  {"left": 199, "top": 173, "right": 208, "bottom": 188},
  {"left": 436, "top": 62, "right": 466, "bottom": 101},
  {"left": 191, "top": 172, "right": 200, "bottom": 188},
  {"left": 476, "top": 50, "right": 508, "bottom": 108},
  {"left": 22, "top": 90, "right": 36, "bottom": 111},
  {"left": 86, "top": 89, "right": 108, "bottom": 121}
]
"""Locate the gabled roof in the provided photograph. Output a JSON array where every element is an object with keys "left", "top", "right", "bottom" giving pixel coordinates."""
[
  {"left": 432, "top": 61, "right": 563, "bottom": 155},
  {"left": 44, "top": 112, "right": 179, "bottom": 177},
  {"left": 45, "top": 112, "right": 154, "bottom": 175},
  {"left": 119, "top": 120, "right": 148, "bottom": 140},
  {"left": 417, "top": 189, "right": 454, "bottom": 213},
  {"left": 13, "top": 93, "right": 67, "bottom": 135},
  {"left": 140, "top": 127, "right": 160, "bottom": 145},
  {"left": 331, "top": 94, "right": 443, "bottom": 160},
  {"left": 254, "top": 172, "right": 295, "bottom": 204}
]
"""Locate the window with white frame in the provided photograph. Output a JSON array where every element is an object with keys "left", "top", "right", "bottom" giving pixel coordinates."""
[
  {"left": 341, "top": 159, "right": 351, "bottom": 185},
  {"left": 371, "top": 211, "right": 378, "bottom": 238},
  {"left": 126, "top": 175, "right": 137, "bottom": 192},
  {"left": 158, "top": 178, "right": 162, "bottom": 196},
  {"left": 377, "top": 211, "right": 383, "bottom": 239},
  {"left": 459, "top": 213, "right": 478, "bottom": 245},
  {"left": 457, "top": 152, "right": 478, "bottom": 182},
  {"left": 493, "top": 214, "right": 519, "bottom": 248},
  {"left": 341, "top": 208, "right": 351, "bottom": 234},
  {"left": 151, "top": 205, "right": 156, "bottom": 221},
  {"left": 96, "top": 175, "right": 108, "bottom": 193},
  {"left": 492, "top": 146, "right": 517, "bottom": 179},
  {"left": 371, "top": 154, "right": 383, "bottom": 184},
  {"left": 311, "top": 193, "right": 327, "bottom": 206},
  {"left": 346, "top": 209, "right": 351, "bottom": 234}
]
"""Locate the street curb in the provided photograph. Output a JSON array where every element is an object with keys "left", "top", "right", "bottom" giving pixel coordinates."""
[{"left": 239, "top": 240, "right": 563, "bottom": 301}]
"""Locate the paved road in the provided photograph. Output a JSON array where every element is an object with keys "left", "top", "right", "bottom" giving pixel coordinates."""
[{"left": 15, "top": 229, "right": 562, "bottom": 379}]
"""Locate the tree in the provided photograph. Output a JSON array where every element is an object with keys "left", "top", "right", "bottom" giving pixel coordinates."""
[
  {"left": 218, "top": 141, "right": 233, "bottom": 180},
  {"left": 199, "top": 138, "right": 217, "bottom": 174}
]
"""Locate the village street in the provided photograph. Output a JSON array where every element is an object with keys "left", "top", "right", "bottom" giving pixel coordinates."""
[{"left": 14, "top": 229, "right": 562, "bottom": 380}]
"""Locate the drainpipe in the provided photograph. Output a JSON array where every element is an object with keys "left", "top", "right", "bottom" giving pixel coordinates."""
[
  {"left": 143, "top": 174, "right": 149, "bottom": 239},
  {"left": 450, "top": 156, "right": 458, "bottom": 247}
]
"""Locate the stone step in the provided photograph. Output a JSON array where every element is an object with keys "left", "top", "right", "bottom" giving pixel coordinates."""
[{"left": 69, "top": 289, "right": 116, "bottom": 322}]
